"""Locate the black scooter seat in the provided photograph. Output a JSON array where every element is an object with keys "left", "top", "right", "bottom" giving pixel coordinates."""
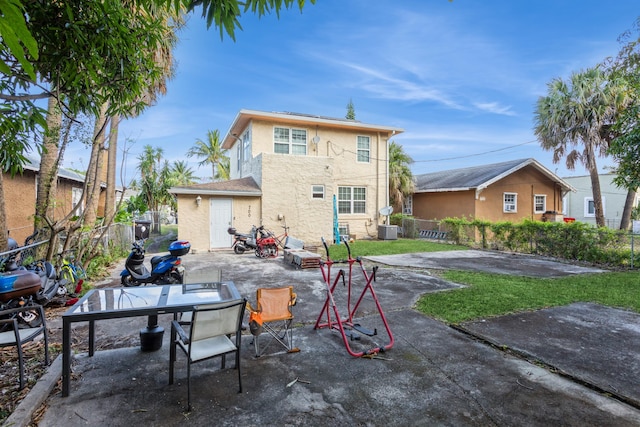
[{"left": 150, "top": 253, "right": 172, "bottom": 266}]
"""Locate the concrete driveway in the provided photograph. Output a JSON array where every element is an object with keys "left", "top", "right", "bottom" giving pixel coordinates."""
[{"left": 12, "top": 249, "right": 640, "bottom": 426}]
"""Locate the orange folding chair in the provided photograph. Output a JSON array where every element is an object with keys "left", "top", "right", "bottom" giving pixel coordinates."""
[{"left": 247, "top": 286, "right": 299, "bottom": 357}]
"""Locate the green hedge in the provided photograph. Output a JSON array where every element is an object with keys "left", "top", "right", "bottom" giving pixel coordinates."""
[{"left": 437, "top": 217, "right": 639, "bottom": 268}]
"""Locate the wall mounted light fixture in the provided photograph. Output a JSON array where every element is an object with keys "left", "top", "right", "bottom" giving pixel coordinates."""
[{"left": 195, "top": 195, "right": 202, "bottom": 207}]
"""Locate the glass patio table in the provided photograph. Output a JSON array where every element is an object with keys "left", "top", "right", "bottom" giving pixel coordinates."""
[{"left": 61, "top": 282, "right": 242, "bottom": 397}]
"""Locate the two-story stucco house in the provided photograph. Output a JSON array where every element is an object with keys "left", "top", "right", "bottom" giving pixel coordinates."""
[
  {"left": 171, "top": 109, "right": 403, "bottom": 252},
  {"left": 561, "top": 173, "right": 639, "bottom": 229}
]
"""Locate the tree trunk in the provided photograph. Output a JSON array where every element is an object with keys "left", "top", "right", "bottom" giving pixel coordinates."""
[
  {"left": 588, "top": 166, "right": 605, "bottom": 228},
  {"left": 105, "top": 114, "right": 119, "bottom": 221},
  {"left": 35, "top": 96, "right": 62, "bottom": 230},
  {"left": 0, "top": 172, "right": 7, "bottom": 250},
  {"left": 620, "top": 189, "right": 636, "bottom": 230},
  {"left": 83, "top": 104, "right": 109, "bottom": 228}
]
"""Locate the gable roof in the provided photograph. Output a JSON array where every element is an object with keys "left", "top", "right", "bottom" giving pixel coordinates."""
[
  {"left": 23, "top": 156, "right": 86, "bottom": 184},
  {"left": 414, "top": 158, "right": 576, "bottom": 194},
  {"left": 170, "top": 176, "right": 262, "bottom": 197},
  {"left": 222, "top": 109, "right": 404, "bottom": 149}
]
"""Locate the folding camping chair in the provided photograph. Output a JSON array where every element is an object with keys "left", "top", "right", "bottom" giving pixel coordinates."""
[{"left": 247, "top": 286, "right": 299, "bottom": 357}]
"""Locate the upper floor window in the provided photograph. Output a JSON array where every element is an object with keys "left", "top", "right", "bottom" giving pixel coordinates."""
[
  {"left": 274, "top": 126, "right": 307, "bottom": 155},
  {"left": 338, "top": 186, "right": 366, "bottom": 214},
  {"left": 534, "top": 195, "right": 546, "bottom": 214},
  {"left": 242, "top": 130, "right": 251, "bottom": 163},
  {"left": 357, "top": 136, "right": 370, "bottom": 162},
  {"left": 503, "top": 193, "right": 517, "bottom": 213}
]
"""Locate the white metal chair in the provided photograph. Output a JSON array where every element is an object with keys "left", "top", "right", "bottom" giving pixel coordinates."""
[
  {"left": 0, "top": 305, "right": 49, "bottom": 389},
  {"left": 169, "top": 299, "right": 246, "bottom": 411}
]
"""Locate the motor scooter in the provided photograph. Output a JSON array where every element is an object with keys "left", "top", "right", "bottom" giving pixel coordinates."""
[
  {"left": 228, "top": 225, "right": 258, "bottom": 254},
  {"left": 120, "top": 240, "right": 190, "bottom": 286},
  {"left": 0, "top": 238, "right": 56, "bottom": 328}
]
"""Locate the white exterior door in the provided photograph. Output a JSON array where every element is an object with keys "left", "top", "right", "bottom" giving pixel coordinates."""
[{"left": 209, "top": 198, "right": 233, "bottom": 249}]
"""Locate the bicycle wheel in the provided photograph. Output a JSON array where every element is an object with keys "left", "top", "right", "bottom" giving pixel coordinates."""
[
  {"left": 60, "top": 265, "right": 76, "bottom": 294},
  {"left": 73, "top": 263, "right": 87, "bottom": 280}
]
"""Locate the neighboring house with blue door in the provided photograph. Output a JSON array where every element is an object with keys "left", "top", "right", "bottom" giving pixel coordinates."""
[
  {"left": 170, "top": 109, "right": 403, "bottom": 252},
  {"left": 561, "top": 173, "right": 639, "bottom": 229}
]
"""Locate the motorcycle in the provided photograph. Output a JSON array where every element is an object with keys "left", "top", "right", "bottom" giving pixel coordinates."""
[
  {"left": 120, "top": 240, "right": 190, "bottom": 286},
  {"left": 0, "top": 238, "right": 58, "bottom": 328},
  {"left": 255, "top": 229, "right": 278, "bottom": 258},
  {"left": 228, "top": 225, "right": 278, "bottom": 258},
  {"left": 228, "top": 226, "right": 258, "bottom": 254}
]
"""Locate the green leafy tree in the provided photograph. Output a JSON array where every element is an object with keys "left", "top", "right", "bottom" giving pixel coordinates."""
[
  {"left": 534, "top": 66, "right": 631, "bottom": 227},
  {"left": 186, "top": 129, "right": 230, "bottom": 181},
  {"left": 608, "top": 18, "right": 640, "bottom": 227},
  {"left": 137, "top": 146, "right": 172, "bottom": 233},
  {"left": 388, "top": 141, "right": 415, "bottom": 210}
]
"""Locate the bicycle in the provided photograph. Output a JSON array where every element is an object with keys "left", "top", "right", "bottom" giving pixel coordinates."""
[
  {"left": 267, "top": 225, "right": 290, "bottom": 249},
  {"left": 57, "top": 251, "right": 87, "bottom": 296}
]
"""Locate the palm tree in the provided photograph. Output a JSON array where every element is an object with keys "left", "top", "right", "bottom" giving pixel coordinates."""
[
  {"left": 137, "top": 145, "right": 171, "bottom": 233},
  {"left": 186, "top": 129, "right": 229, "bottom": 181},
  {"left": 170, "top": 160, "right": 199, "bottom": 186},
  {"left": 388, "top": 141, "right": 415, "bottom": 210},
  {"left": 534, "top": 66, "right": 631, "bottom": 227}
]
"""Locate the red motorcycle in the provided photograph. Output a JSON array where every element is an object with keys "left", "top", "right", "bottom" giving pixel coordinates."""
[{"left": 255, "top": 228, "right": 278, "bottom": 258}]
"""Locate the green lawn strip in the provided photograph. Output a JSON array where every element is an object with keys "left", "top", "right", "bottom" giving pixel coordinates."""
[
  {"left": 416, "top": 270, "right": 640, "bottom": 324},
  {"left": 327, "top": 238, "right": 467, "bottom": 259}
]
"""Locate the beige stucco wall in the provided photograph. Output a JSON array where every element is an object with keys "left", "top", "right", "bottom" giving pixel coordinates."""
[
  {"left": 177, "top": 194, "right": 263, "bottom": 252},
  {"left": 176, "top": 194, "right": 210, "bottom": 251},
  {"left": 238, "top": 119, "right": 390, "bottom": 243},
  {"left": 230, "top": 196, "right": 262, "bottom": 239},
  {"left": 259, "top": 154, "right": 334, "bottom": 246}
]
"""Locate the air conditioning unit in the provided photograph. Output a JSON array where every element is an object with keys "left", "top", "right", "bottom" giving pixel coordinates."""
[{"left": 378, "top": 225, "right": 398, "bottom": 240}]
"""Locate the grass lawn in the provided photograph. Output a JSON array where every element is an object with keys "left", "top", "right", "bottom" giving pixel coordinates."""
[
  {"left": 326, "top": 238, "right": 467, "bottom": 259},
  {"left": 324, "top": 239, "right": 639, "bottom": 324},
  {"left": 417, "top": 270, "right": 640, "bottom": 324}
]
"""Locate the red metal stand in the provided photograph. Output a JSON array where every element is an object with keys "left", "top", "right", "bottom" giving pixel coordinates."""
[{"left": 314, "top": 237, "right": 394, "bottom": 357}]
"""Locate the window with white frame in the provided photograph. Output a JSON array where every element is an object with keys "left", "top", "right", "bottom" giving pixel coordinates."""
[
  {"left": 338, "top": 186, "right": 366, "bottom": 214},
  {"left": 312, "top": 185, "right": 325, "bottom": 199},
  {"left": 503, "top": 193, "right": 517, "bottom": 213},
  {"left": 403, "top": 195, "right": 413, "bottom": 215},
  {"left": 357, "top": 136, "right": 370, "bottom": 162},
  {"left": 236, "top": 145, "right": 241, "bottom": 172},
  {"left": 242, "top": 130, "right": 251, "bottom": 163},
  {"left": 534, "top": 194, "right": 546, "bottom": 214},
  {"left": 72, "top": 187, "right": 84, "bottom": 215},
  {"left": 584, "top": 197, "right": 605, "bottom": 217},
  {"left": 274, "top": 126, "right": 307, "bottom": 155}
]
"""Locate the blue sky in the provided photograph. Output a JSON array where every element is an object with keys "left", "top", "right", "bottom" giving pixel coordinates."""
[{"left": 65, "top": 0, "right": 639, "bottom": 184}]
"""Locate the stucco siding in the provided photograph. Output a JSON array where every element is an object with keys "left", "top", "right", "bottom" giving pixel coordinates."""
[
  {"left": 176, "top": 194, "right": 210, "bottom": 251},
  {"left": 562, "top": 173, "right": 638, "bottom": 228},
  {"left": 412, "top": 165, "right": 562, "bottom": 223},
  {"left": 413, "top": 191, "right": 475, "bottom": 220},
  {"left": 4, "top": 171, "right": 82, "bottom": 244},
  {"left": 259, "top": 154, "right": 334, "bottom": 245}
]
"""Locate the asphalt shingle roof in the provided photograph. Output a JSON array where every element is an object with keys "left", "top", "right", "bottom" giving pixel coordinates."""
[
  {"left": 170, "top": 176, "right": 262, "bottom": 195},
  {"left": 415, "top": 158, "right": 536, "bottom": 192}
]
